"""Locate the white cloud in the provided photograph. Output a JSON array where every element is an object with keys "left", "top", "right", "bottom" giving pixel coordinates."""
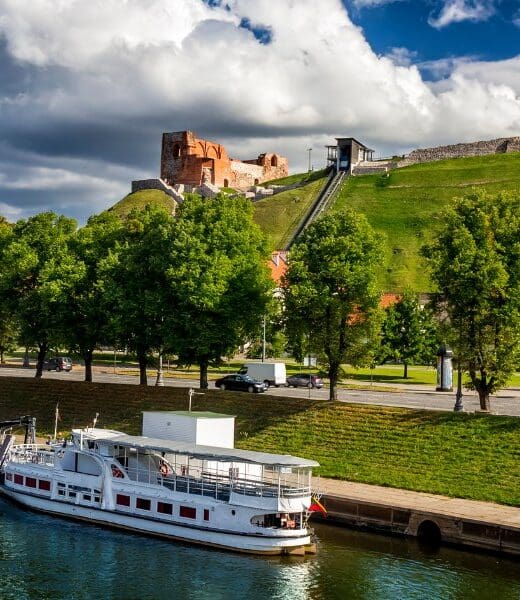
[
  {"left": 0, "top": 0, "right": 518, "bottom": 222},
  {"left": 386, "top": 47, "right": 418, "bottom": 67},
  {"left": 428, "top": 0, "right": 497, "bottom": 29}
]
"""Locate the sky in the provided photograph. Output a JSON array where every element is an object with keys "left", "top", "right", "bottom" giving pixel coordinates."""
[{"left": 0, "top": 0, "right": 519, "bottom": 223}]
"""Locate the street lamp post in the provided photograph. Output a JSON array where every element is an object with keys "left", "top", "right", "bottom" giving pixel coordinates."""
[
  {"left": 155, "top": 351, "right": 164, "bottom": 386},
  {"left": 261, "top": 316, "right": 266, "bottom": 363},
  {"left": 454, "top": 358, "right": 463, "bottom": 412},
  {"left": 307, "top": 148, "right": 312, "bottom": 172}
]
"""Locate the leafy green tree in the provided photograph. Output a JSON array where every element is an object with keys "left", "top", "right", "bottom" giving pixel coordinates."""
[
  {"left": 380, "top": 291, "right": 438, "bottom": 378},
  {"left": 101, "top": 206, "right": 177, "bottom": 385},
  {"left": 63, "top": 212, "right": 124, "bottom": 382},
  {"left": 0, "top": 315, "right": 18, "bottom": 364},
  {"left": 282, "top": 210, "right": 382, "bottom": 400},
  {"left": 170, "top": 194, "right": 273, "bottom": 389},
  {"left": 423, "top": 191, "right": 520, "bottom": 411},
  {"left": 0, "top": 212, "right": 78, "bottom": 377}
]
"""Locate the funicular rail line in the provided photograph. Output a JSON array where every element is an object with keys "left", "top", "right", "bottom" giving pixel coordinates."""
[{"left": 286, "top": 169, "right": 347, "bottom": 249}]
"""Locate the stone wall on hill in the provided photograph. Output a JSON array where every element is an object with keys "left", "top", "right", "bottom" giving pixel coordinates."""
[{"left": 397, "top": 137, "right": 520, "bottom": 167}]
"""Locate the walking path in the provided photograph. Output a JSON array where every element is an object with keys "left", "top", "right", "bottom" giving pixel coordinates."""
[{"left": 316, "top": 478, "right": 520, "bottom": 527}]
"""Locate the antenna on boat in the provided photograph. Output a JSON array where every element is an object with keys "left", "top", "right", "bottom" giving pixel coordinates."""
[
  {"left": 92, "top": 413, "right": 99, "bottom": 429},
  {"left": 53, "top": 403, "right": 60, "bottom": 442},
  {"left": 188, "top": 388, "right": 204, "bottom": 412}
]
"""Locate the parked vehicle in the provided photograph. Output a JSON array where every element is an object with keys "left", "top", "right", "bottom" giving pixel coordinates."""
[
  {"left": 286, "top": 373, "right": 323, "bottom": 389},
  {"left": 215, "top": 374, "right": 266, "bottom": 393},
  {"left": 238, "top": 362, "right": 287, "bottom": 388},
  {"left": 43, "top": 357, "right": 73, "bottom": 372}
]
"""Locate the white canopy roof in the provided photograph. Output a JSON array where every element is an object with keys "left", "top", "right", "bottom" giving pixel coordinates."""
[{"left": 81, "top": 429, "right": 319, "bottom": 468}]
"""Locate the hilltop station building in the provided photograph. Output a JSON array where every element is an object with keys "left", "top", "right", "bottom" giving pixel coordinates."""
[{"left": 326, "top": 137, "right": 375, "bottom": 173}]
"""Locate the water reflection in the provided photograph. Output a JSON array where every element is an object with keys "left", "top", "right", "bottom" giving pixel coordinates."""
[{"left": 0, "top": 499, "right": 518, "bottom": 600}]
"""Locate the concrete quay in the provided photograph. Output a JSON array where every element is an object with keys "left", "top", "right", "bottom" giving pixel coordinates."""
[{"left": 313, "top": 478, "right": 520, "bottom": 557}]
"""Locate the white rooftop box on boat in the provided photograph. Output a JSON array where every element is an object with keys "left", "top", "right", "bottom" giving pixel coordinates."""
[{"left": 142, "top": 411, "right": 235, "bottom": 449}]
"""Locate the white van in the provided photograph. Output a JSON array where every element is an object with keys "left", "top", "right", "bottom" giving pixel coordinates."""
[{"left": 239, "top": 362, "right": 287, "bottom": 388}]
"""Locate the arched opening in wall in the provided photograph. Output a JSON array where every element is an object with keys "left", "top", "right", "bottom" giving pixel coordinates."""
[
  {"left": 417, "top": 520, "right": 442, "bottom": 550},
  {"left": 208, "top": 146, "right": 219, "bottom": 159},
  {"left": 271, "top": 155, "right": 278, "bottom": 167},
  {"left": 173, "top": 144, "right": 181, "bottom": 158},
  {"left": 223, "top": 179, "right": 229, "bottom": 188},
  {"left": 254, "top": 178, "right": 259, "bottom": 185}
]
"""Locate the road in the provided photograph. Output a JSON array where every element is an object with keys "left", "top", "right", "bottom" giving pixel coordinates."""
[{"left": 1, "top": 366, "right": 519, "bottom": 416}]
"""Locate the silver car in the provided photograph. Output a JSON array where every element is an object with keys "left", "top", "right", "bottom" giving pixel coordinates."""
[{"left": 286, "top": 373, "right": 323, "bottom": 388}]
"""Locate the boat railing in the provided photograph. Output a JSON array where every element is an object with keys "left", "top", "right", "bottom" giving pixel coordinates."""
[
  {"left": 9, "top": 444, "right": 56, "bottom": 467},
  {"left": 125, "top": 464, "right": 310, "bottom": 501}
]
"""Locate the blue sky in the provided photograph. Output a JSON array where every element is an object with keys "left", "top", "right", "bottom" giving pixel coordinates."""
[
  {"left": 345, "top": 1, "right": 520, "bottom": 68},
  {"left": 0, "top": 0, "right": 518, "bottom": 222}
]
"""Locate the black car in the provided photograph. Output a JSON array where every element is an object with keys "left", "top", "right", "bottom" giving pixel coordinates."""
[
  {"left": 215, "top": 374, "right": 266, "bottom": 393},
  {"left": 286, "top": 373, "right": 323, "bottom": 389},
  {"left": 43, "top": 357, "right": 73, "bottom": 372}
]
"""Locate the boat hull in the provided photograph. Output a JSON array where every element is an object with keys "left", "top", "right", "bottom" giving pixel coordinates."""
[{"left": 0, "top": 486, "right": 313, "bottom": 556}]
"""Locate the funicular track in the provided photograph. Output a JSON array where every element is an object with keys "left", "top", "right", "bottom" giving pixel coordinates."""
[{"left": 285, "top": 169, "right": 347, "bottom": 249}]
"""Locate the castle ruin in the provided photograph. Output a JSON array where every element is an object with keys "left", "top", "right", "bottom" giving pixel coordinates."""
[{"left": 160, "top": 130, "right": 288, "bottom": 189}]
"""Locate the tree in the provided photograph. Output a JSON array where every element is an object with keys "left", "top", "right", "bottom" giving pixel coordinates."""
[
  {"left": 423, "top": 191, "right": 520, "bottom": 411},
  {"left": 101, "top": 206, "right": 177, "bottom": 385},
  {"left": 282, "top": 210, "right": 382, "bottom": 400},
  {"left": 0, "top": 212, "right": 78, "bottom": 377},
  {"left": 380, "top": 291, "right": 438, "bottom": 378},
  {"left": 0, "top": 315, "right": 18, "bottom": 364},
  {"left": 63, "top": 212, "right": 124, "bottom": 382},
  {"left": 169, "top": 194, "right": 273, "bottom": 389}
]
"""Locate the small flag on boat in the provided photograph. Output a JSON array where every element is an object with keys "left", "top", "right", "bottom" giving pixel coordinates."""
[{"left": 308, "top": 495, "right": 327, "bottom": 515}]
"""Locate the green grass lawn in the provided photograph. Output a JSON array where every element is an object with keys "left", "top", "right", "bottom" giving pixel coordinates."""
[
  {"left": 253, "top": 176, "right": 328, "bottom": 249},
  {"left": 261, "top": 168, "right": 329, "bottom": 187},
  {"left": 107, "top": 189, "right": 177, "bottom": 218},
  {"left": 332, "top": 153, "right": 520, "bottom": 292},
  {"left": 236, "top": 402, "right": 520, "bottom": 506}
]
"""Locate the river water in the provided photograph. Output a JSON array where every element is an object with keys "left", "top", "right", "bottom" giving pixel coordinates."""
[{"left": 0, "top": 498, "right": 518, "bottom": 600}]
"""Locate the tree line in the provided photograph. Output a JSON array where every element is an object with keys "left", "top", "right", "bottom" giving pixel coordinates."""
[{"left": 0, "top": 189, "right": 518, "bottom": 411}]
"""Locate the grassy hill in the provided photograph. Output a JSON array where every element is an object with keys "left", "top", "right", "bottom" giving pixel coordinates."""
[
  {"left": 331, "top": 153, "right": 520, "bottom": 292},
  {"left": 108, "top": 189, "right": 177, "bottom": 218},
  {"left": 253, "top": 176, "right": 328, "bottom": 249}
]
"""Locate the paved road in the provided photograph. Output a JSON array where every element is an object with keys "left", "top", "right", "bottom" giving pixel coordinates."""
[{"left": 1, "top": 366, "right": 518, "bottom": 416}]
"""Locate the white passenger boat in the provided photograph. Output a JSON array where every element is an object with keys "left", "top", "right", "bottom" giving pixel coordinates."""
[{"left": 0, "top": 422, "right": 320, "bottom": 555}]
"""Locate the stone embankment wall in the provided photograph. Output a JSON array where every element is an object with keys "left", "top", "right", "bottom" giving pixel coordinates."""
[
  {"left": 398, "top": 137, "right": 520, "bottom": 167},
  {"left": 131, "top": 178, "right": 183, "bottom": 204}
]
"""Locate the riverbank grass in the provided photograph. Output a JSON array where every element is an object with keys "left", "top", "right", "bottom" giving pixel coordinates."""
[{"left": 236, "top": 403, "right": 520, "bottom": 506}]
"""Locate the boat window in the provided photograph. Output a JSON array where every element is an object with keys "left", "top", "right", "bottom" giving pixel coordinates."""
[
  {"left": 83, "top": 494, "right": 91, "bottom": 502},
  {"left": 26, "top": 477, "right": 36, "bottom": 488},
  {"left": 157, "top": 502, "right": 172, "bottom": 515},
  {"left": 203, "top": 509, "right": 210, "bottom": 521},
  {"left": 6, "top": 473, "right": 12, "bottom": 481},
  {"left": 116, "top": 494, "right": 130, "bottom": 507},
  {"left": 68, "top": 492, "right": 76, "bottom": 498},
  {"left": 58, "top": 489, "right": 65, "bottom": 496},
  {"left": 14, "top": 474, "right": 23, "bottom": 485},
  {"left": 38, "top": 480, "right": 51, "bottom": 491},
  {"left": 179, "top": 506, "right": 196, "bottom": 519},
  {"left": 77, "top": 454, "right": 102, "bottom": 476},
  {"left": 136, "top": 498, "right": 151, "bottom": 511}
]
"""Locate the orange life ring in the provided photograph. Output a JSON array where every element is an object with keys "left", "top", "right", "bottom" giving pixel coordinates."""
[
  {"left": 160, "top": 462, "right": 170, "bottom": 476},
  {"left": 111, "top": 465, "right": 124, "bottom": 478}
]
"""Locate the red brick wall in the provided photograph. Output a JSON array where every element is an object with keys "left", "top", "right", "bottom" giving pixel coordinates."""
[{"left": 160, "top": 131, "right": 288, "bottom": 189}]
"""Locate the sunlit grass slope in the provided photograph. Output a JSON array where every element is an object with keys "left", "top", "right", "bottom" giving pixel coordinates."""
[
  {"left": 108, "top": 189, "right": 177, "bottom": 218},
  {"left": 253, "top": 176, "right": 327, "bottom": 249},
  {"left": 332, "top": 153, "right": 520, "bottom": 292}
]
